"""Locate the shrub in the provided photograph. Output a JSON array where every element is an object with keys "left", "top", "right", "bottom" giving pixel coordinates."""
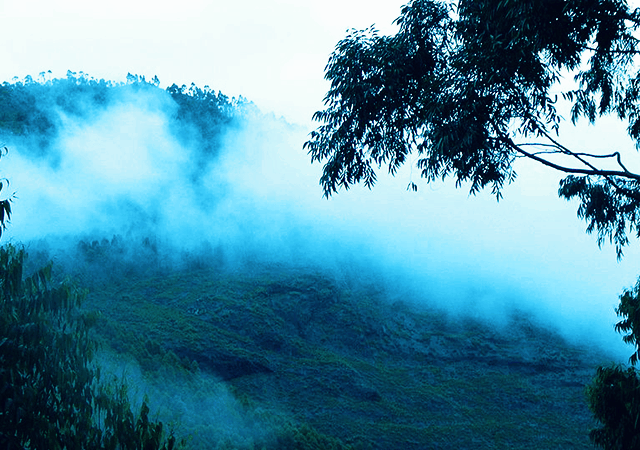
[{"left": 0, "top": 244, "right": 184, "bottom": 449}]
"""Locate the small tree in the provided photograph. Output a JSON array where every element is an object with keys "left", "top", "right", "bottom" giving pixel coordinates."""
[
  {"left": 587, "top": 281, "right": 640, "bottom": 449},
  {"left": 0, "top": 146, "right": 182, "bottom": 448},
  {"left": 0, "top": 245, "right": 184, "bottom": 449}
]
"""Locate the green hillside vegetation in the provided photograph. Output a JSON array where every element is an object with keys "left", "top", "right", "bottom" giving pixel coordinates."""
[{"left": 63, "top": 238, "right": 609, "bottom": 449}]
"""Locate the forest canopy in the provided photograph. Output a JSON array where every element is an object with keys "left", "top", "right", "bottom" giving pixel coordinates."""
[{"left": 0, "top": 72, "right": 250, "bottom": 161}]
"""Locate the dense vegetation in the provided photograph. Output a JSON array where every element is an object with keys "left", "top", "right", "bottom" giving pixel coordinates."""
[
  {"left": 35, "top": 238, "right": 614, "bottom": 449},
  {"left": 0, "top": 73, "right": 364, "bottom": 449},
  {"left": 0, "top": 243, "right": 184, "bottom": 449}
]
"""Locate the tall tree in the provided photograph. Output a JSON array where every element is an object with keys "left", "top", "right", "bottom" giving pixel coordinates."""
[
  {"left": 305, "top": 0, "right": 640, "bottom": 259},
  {"left": 305, "top": 0, "right": 640, "bottom": 447}
]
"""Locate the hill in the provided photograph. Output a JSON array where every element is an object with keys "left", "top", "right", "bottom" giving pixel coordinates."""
[
  {"left": 0, "top": 74, "right": 617, "bottom": 449},
  {"left": 68, "top": 249, "right": 608, "bottom": 449}
]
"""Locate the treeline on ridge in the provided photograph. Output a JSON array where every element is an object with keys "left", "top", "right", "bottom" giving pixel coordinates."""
[{"left": 0, "top": 71, "right": 251, "bottom": 160}]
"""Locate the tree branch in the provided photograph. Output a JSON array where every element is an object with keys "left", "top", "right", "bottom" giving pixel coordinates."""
[
  {"left": 490, "top": 113, "right": 640, "bottom": 182},
  {"left": 503, "top": 136, "right": 640, "bottom": 203},
  {"left": 517, "top": 144, "right": 631, "bottom": 173},
  {"left": 579, "top": 44, "right": 640, "bottom": 55},
  {"left": 508, "top": 139, "right": 636, "bottom": 178}
]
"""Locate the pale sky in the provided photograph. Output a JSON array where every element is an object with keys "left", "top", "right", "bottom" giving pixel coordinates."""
[
  {"left": 0, "top": 0, "right": 404, "bottom": 123},
  {"left": 1, "top": 0, "right": 639, "bottom": 356}
]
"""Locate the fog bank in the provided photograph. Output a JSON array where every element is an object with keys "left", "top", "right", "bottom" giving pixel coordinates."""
[{"left": 0, "top": 82, "right": 637, "bottom": 359}]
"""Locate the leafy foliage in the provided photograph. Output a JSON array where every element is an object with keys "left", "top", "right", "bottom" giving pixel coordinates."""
[
  {"left": 0, "top": 147, "right": 13, "bottom": 241},
  {"left": 587, "top": 366, "right": 640, "bottom": 450},
  {"left": 0, "top": 81, "right": 55, "bottom": 137},
  {"left": 586, "top": 279, "right": 640, "bottom": 449},
  {"left": 558, "top": 175, "right": 640, "bottom": 257},
  {"left": 614, "top": 279, "right": 640, "bottom": 366},
  {"left": 167, "top": 82, "right": 245, "bottom": 151},
  {"left": 305, "top": 0, "right": 640, "bottom": 258},
  {"left": 166, "top": 82, "right": 248, "bottom": 180},
  {"left": 0, "top": 244, "right": 184, "bottom": 449}
]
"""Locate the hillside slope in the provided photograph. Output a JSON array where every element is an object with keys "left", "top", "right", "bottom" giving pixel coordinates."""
[{"left": 80, "top": 260, "right": 609, "bottom": 449}]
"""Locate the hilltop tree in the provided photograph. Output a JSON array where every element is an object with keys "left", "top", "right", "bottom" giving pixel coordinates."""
[{"left": 304, "top": 0, "right": 640, "bottom": 447}]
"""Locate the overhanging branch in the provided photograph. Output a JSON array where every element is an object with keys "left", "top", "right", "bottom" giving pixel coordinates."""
[
  {"left": 579, "top": 44, "right": 640, "bottom": 55},
  {"left": 507, "top": 139, "right": 640, "bottom": 181},
  {"left": 502, "top": 136, "right": 640, "bottom": 203},
  {"left": 517, "top": 144, "right": 631, "bottom": 173}
]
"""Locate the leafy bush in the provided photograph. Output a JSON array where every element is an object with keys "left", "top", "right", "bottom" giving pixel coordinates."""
[
  {"left": 0, "top": 244, "right": 184, "bottom": 449},
  {"left": 587, "top": 365, "right": 640, "bottom": 449},
  {"left": 587, "top": 279, "right": 640, "bottom": 449}
]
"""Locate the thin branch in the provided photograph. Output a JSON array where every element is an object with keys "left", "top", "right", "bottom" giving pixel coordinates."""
[
  {"left": 489, "top": 101, "right": 640, "bottom": 201},
  {"left": 531, "top": 150, "right": 564, "bottom": 156},
  {"left": 579, "top": 44, "right": 640, "bottom": 55},
  {"left": 503, "top": 137, "right": 640, "bottom": 202},
  {"left": 541, "top": 129, "right": 608, "bottom": 171},
  {"left": 615, "top": 151, "right": 630, "bottom": 173},
  {"left": 518, "top": 142, "right": 555, "bottom": 148},
  {"left": 508, "top": 139, "right": 640, "bottom": 180},
  {"left": 516, "top": 143, "right": 631, "bottom": 172},
  {"left": 569, "top": 151, "right": 631, "bottom": 173},
  {"left": 536, "top": 128, "right": 637, "bottom": 192},
  {"left": 517, "top": 143, "right": 563, "bottom": 149}
]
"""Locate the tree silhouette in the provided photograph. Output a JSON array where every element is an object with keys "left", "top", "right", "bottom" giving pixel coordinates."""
[{"left": 305, "top": 1, "right": 640, "bottom": 447}]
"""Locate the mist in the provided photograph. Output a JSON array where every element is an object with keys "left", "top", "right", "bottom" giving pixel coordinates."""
[{"left": 0, "top": 78, "right": 637, "bottom": 364}]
